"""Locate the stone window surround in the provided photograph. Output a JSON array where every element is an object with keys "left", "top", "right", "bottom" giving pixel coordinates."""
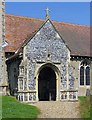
[{"left": 79, "top": 64, "right": 90, "bottom": 86}]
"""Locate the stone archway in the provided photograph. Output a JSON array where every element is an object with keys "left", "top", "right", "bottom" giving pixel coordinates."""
[
  {"left": 38, "top": 66, "right": 56, "bottom": 101},
  {"left": 37, "top": 63, "right": 60, "bottom": 101}
]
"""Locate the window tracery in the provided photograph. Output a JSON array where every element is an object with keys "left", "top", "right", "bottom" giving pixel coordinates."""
[{"left": 80, "top": 60, "right": 90, "bottom": 86}]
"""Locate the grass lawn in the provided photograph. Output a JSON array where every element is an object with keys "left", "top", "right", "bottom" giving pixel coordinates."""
[
  {"left": 79, "top": 96, "right": 91, "bottom": 118},
  {"left": 2, "top": 96, "right": 40, "bottom": 119}
]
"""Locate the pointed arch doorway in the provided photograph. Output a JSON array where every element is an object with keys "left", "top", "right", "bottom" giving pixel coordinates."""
[{"left": 38, "top": 64, "right": 58, "bottom": 101}]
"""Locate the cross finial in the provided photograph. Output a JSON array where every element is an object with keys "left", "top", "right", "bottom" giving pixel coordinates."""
[{"left": 45, "top": 7, "right": 50, "bottom": 20}]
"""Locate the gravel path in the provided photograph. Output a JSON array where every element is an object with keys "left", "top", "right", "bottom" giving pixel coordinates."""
[{"left": 31, "top": 101, "right": 80, "bottom": 118}]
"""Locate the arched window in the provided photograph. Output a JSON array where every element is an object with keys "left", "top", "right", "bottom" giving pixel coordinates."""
[
  {"left": 80, "top": 60, "right": 90, "bottom": 86},
  {"left": 86, "top": 66, "right": 90, "bottom": 85},
  {"left": 80, "top": 66, "right": 84, "bottom": 85}
]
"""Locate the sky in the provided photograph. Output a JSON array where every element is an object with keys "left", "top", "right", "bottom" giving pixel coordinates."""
[{"left": 5, "top": 2, "right": 90, "bottom": 26}]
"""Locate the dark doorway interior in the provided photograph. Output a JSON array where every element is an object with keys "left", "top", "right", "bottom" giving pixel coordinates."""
[{"left": 38, "top": 67, "right": 56, "bottom": 101}]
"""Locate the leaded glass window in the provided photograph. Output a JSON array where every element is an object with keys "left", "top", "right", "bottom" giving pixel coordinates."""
[
  {"left": 80, "top": 60, "right": 90, "bottom": 86},
  {"left": 80, "top": 66, "right": 84, "bottom": 85},
  {"left": 86, "top": 66, "right": 90, "bottom": 85}
]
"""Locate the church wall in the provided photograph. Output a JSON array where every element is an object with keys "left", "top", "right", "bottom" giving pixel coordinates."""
[
  {"left": 68, "top": 60, "right": 80, "bottom": 90},
  {"left": 26, "top": 20, "right": 70, "bottom": 93},
  {"left": 17, "top": 20, "right": 91, "bottom": 102},
  {"left": 0, "top": 0, "right": 8, "bottom": 95},
  {"left": 78, "top": 60, "right": 90, "bottom": 96},
  {"left": 7, "top": 59, "right": 21, "bottom": 95},
  {"left": 90, "top": 62, "right": 92, "bottom": 96},
  {"left": 69, "top": 59, "right": 91, "bottom": 96},
  {"left": 18, "top": 20, "right": 80, "bottom": 102}
]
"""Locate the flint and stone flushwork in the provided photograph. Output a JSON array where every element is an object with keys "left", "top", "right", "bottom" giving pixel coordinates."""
[
  {"left": 18, "top": 20, "right": 78, "bottom": 102},
  {"left": 68, "top": 65, "right": 75, "bottom": 89},
  {"left": 0, "top": 0, "right": 8, "bottom": 95},
  {"left": 60, "top": 63, "right": 67, "bottom": 89},
  {"left": 28, "top": 61, "right": 36, "bottom": 90}
]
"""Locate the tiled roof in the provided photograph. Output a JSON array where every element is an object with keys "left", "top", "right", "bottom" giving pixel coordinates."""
[{"left": 5, "top": 14, "right": 90, "bottom": 57}]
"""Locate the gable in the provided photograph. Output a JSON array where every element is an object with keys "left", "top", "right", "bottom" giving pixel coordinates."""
[
  {"left": 25, "top": 20, "right": 70, "bottom": 63},
  {"left": 5, "top": 14, "right": 90, "bottom": 57}
]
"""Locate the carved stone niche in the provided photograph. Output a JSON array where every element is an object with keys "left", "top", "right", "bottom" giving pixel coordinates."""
[
  {"left": 18, "top": 76, "right": 23, "bottom": 90},
  {"left": 60, "top": 91, "right": 67, "bottom": 100},
  {"left": 69, "top": 91, "right": 77, "bottom": 100},
  {"left": 19, "top": 60, "right": 24, "bottom": 76},
  {"left": 29, "top": 92, "right": 36, "bottom": 101},
  {"left": 18, "top": 93, "right": 23, "bottom": 101}
]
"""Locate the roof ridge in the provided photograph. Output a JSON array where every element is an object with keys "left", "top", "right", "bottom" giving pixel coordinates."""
[
  {"left": 52, "top": 20, "right": 90, "bottom": 28},
  {"left": 5, "top": 14, "right": 89, "bottom": 28},
  {"left": 61, "top": 22, "right": 90, "bottom": 27},
  {"left": 5, "top": 14, "right": 90, "bottom": 57},
  {"left": 5, "top": 14, "right": 44, "bottom": 21}
]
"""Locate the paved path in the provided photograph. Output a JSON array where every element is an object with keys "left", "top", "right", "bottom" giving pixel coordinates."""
[{"left": 31, "top": 101, "right": 80, "bottom": 118}]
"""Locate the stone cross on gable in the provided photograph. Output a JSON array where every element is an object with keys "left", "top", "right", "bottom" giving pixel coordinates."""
[{"left": 45, "top": 7, "right": 50, "bottom": 20}]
